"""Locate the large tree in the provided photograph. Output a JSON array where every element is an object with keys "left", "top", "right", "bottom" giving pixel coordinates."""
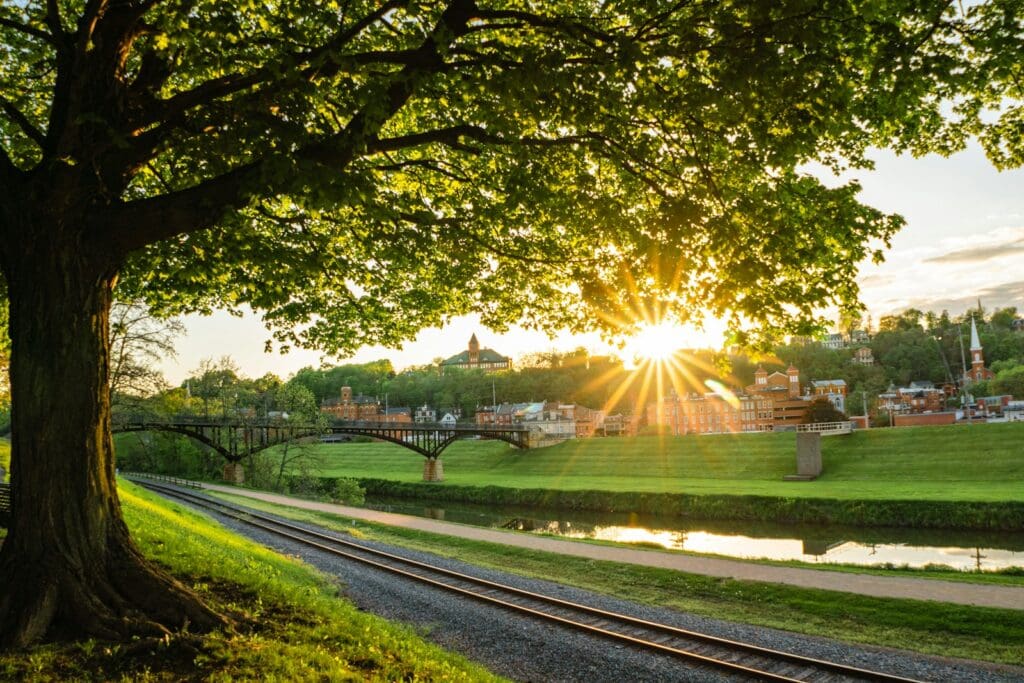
[{"left": 0, "top": 0, "right": 1020, "bottom": 648}]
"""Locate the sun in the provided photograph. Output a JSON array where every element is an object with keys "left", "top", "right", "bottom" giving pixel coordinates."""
[
  {"left": 624, "top": 322, "right": 683, "bottom": 363},
  {"left": 622, "top": 319, "right": 728, "bottom": 366}
]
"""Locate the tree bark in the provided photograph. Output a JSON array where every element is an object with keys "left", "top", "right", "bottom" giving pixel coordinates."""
[{"left": 0, "top": 230, "right": 225, "bottom": 648}]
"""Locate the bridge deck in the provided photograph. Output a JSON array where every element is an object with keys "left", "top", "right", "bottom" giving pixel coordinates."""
[{"left": 112, "top": 417, "right": 532, "bottom": 460}]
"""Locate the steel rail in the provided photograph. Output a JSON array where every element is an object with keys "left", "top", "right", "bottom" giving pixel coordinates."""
[{"left": 135, "top": 480, "right": 924, "bottom": 683}]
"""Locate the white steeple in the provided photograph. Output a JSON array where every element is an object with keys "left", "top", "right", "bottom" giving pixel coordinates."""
[{"left": 970, "top": 316, "right": 982, "bottom": 351}]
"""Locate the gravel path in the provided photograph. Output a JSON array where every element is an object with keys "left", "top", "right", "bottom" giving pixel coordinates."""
[
  {"left": 158, "top": 485, "right": 1024, "bottom": 683},
  {"left": 202, "top": 483, "right": 1024, "bottom": 611}
]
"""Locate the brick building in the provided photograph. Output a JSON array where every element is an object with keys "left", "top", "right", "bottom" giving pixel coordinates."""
[
  {"left": 320, "top": 386, "right": 380, "bottom": 420},
  {"left": 440, "top": 333, "right": 512, "bottom": 374},
  {"left": 646, "top": 392, "right": 773, "bottom": 435}
]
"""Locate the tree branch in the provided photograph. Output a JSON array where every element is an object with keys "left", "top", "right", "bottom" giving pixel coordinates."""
[
  {"left": 99, "top": 0, "right": 477, "bottom": 255},
  {"left": 0, "top": 95, "right": 46, "bottom": 147},
  {"left": 137, "top": 0, "right": 403, "bottom": 128},
  {"left": 0, "top": 15, "right": 57, "bottom": 45},
  {"left": 45, "top": 0, "right": 66, "bottom": 40}
]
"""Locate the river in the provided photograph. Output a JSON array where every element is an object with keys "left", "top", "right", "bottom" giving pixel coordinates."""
[{"left": 362, "top": 495, "right": 1024, "bottom": 571}]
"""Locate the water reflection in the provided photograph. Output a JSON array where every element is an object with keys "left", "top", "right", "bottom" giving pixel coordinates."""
[{"left": 364, "top": 496, "right": 1024, "bottom": 572}]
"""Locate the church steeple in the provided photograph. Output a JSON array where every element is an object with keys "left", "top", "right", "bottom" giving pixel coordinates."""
[
  {"left": 468, "top": 333, "right": 480, "bottom": 364},
  {"left": 970, "top": 316, "right": 984, "bottom": 374},
  {"left": 964, "top": 315, "right": 992, "bottom": 385}
]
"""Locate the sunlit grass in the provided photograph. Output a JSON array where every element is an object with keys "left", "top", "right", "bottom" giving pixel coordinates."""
[
  {"left": 272, "top": 423, "right": 1024, "bottom": 502},
  {"left": 0, "top": 480, "right": 502, "bottom": 682}
]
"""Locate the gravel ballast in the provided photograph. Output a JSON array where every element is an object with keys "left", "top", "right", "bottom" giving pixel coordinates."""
[{"left": 157, "top": 486, "right": 1024, "bottom": 682}]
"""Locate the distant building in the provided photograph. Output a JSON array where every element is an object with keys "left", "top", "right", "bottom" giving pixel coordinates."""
[
  {"left": 380, "top": 407, "right": 412, "bottom": 424},
  {"left": 321, "top": 386, "right": 380, "bottom": 420},
  {"left": 822, "top": 333, "right": 846, "bottom": 350},
  {"left": 414, "top": 405, "right": 436, "bottom": 423},
  {"left": 810, "top": 379, "right": 847, "bottom": 414},
  {"left": 439, "top": 412, "right": 458, "bottom": 427},
  {"left": 647, "top": 391, "right": 773, "bottom": 435},
  {"left": 601, "top": 413, "right": 638, "bottom": 437},
  {"left": 878, "top": 381, "right": 945, "bottom": 414},
  {"left": 746, "top": 365, "right": 809, "bottom": 427},
  {"left": 852, "top": 346, "right": 874, "bottom": 366},
  {"left": 964, "top": 317, "right": 995, "bottom": 385},
  {"left": 977, "top": 394, "right": 1013, "bottom": 417},
  {"left": 440, "top": 333, "right": 512, "bottom": 374},
  {"left": 849, "top": 329, "right": 871, "bottom": 344}
]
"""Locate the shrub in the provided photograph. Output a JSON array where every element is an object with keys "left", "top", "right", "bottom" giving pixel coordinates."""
[{"left": 332, "top": 477, "right": 366, "bottom": 506}]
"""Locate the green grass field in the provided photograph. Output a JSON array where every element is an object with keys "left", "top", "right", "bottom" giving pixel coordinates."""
[
  {"left": 286, "top": 422, "right": 1024, "bottom": 501},
  {"left": 0, "top": 480, "right": 500, "bottom": 681}
]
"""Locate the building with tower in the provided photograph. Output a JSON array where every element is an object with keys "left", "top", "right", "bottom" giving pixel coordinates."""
[
  {"left": 320, "top": 386, "right": 381, "bottom": 420},
  {"left": 439, "top": 333, "right": 512, "bottom": 374},
  {"left": 746, "top": 365, "right": 810, "bottom": 427},
  {"left": 964, "top": 316, "right": 995, "bottom": 385}
]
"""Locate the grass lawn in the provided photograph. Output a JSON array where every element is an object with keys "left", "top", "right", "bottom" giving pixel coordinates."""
[
  {"left": 0, "top": 480, "right": 501, "bottom": 682},
  {"left": 208, "top": 491, "right": 1024, "bottom": 667},
  {"left": 0, "top": 439, "right": 9, "bottom": 478},
  {"left": 289, "top": 422, "right": 1024, "bottom": 501}
]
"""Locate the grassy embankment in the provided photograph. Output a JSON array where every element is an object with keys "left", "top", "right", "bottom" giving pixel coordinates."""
[
  {"left": 208, "top": 490, "right": 1024, "bottom": 667},
  {"left": 297, "top": 423, "right": 1024, "bottom": 501},
  {"left": 262, "top": 422, "right": 1024, "bottom": 529},
  {"left": 0, "top": 480, "right": 500, "bottom": 682}
]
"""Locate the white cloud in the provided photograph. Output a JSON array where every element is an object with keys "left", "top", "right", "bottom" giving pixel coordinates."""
[{"left": 859, "top": 225, "right": 1024, "bottom": 315}]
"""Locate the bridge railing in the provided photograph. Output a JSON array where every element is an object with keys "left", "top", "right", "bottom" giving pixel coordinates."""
[
  {"left": 327, "top": 420, "right": 530, "bottom": 433},
  {"left": 795, "top": 421, "right": 854, "bottom": 435},
  {"left": 120, "top": 471, "right": 204, "bottom": 490}
]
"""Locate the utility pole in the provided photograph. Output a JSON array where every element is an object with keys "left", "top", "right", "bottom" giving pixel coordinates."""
[
  {"left": 958, "top": 324, "right": 971, "bottom": 426},
  {"left": 492, "top": 379, "right": 497, "bottom": 424},
  {"left": 862, "top": 390, "right": 868, "bottom": 428}
]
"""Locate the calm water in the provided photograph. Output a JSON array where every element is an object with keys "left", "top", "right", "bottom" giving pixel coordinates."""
[{"left": 362, "top": 496, "right": 1024, "bottom": 571}]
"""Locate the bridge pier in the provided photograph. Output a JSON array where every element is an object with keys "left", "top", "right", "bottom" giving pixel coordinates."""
[
  {"left": 223, "top": 462, "right": 245, "bottom": 484},
  {"left": 784, "top": 432, "right": 822, "bottom": 481},
  {"left": 422, "top": 458, "right": 444, "bottom": 482}
]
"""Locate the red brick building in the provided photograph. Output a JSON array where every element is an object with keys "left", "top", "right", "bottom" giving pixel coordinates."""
[
  {"left": 646, "top": 392, "right": 773, "bottom": 435},
  {"left": 320, "top": 386, "right": 381, "bottom": 420}
]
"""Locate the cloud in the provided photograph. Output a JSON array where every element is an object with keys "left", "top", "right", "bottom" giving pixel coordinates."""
[
  {"left": 924, "top": 237, "right": 1024, "bottom": 264},
  {"left": 858, "top": 225, "right": 1024, "bottom": 317},
  {"left": 898, "top": 281, "right": 1024, "bottom": 314}
]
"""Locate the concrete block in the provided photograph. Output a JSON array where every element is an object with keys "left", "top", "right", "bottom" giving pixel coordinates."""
[
  {"left": 223, "top": 462, "right": 245, "bottom": 484},
  {"left": 796, "top": 432, "right": 822, "bottom": 478},
  {"left": 422, "top": 458, "right": 445, "bottom": 482}
]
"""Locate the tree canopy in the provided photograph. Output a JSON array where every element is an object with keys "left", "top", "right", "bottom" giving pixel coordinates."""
[{"left": 4, "top": 1, "right": 1020, "bottom": 344}]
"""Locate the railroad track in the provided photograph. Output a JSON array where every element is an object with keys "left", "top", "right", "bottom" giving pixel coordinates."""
[{"left": 135, "top": 479, "right": 924, "bottom": 683}]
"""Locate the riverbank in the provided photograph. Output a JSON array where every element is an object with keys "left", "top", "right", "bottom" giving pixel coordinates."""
[{"left": 203, "top": 485, "right": 1024, "bottom": 667}]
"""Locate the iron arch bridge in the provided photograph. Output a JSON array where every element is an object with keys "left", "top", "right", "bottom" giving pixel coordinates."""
[{"left": 112, "top": 416, "right": 532, "bottom": 462}]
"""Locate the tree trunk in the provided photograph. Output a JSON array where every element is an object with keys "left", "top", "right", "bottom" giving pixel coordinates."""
[{"left": 0, "top": 235, "right": 225, "bottom": 648}]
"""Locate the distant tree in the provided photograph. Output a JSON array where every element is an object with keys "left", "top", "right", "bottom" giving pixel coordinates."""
[
  {"left": 265, "top": 381, "right": 325, "bottom": 490},
  {"left": 992, "top": 365, "right": 1024, "bottom": 399},
  {"left": 108, "top": 301, "right": 184, "bottom": 402},
  {"left": 801, "top": 398, "right": 848, "bottom": 424}
]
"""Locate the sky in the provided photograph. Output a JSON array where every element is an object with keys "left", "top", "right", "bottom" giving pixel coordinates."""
[{"left": 157, "top": 142, "right": 1024, "bottom": 385}]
